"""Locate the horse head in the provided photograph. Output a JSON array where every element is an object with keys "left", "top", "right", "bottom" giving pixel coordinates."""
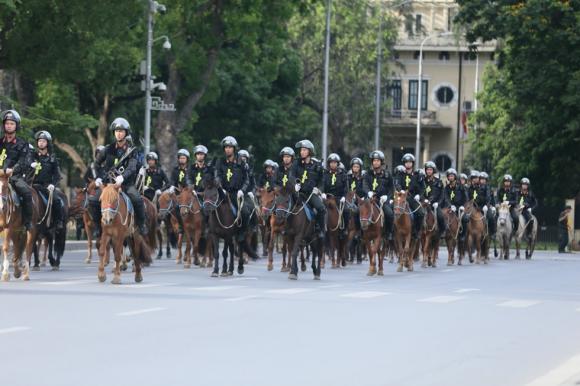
[
  {"left": 357, "top": 196, "right": 374, "bottom": 231},
  {"left": 99, "top": 184, "right": 121, "bottom": 225},
  {"left": 394, "top": 190, "right": 409, "bottom": 216},
  {"left": 498, "top": 202, "right": 510, "bottom": 227},
  {"left": 202, "top": 177, "right": 221, "bottom": 215},
  {"left": 158, "top": 190, "right": 176, "bottom": 221},
  {"left": 177, "top": 186, "right": 196, "bottom": 216},
  {"left": 274, "top": 185, "right": 293, "bottom": 222},
  {"left": 257, "top": 187, "right": 276, "bottom": 221}
]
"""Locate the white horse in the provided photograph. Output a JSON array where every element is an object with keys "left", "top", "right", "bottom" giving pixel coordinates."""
[
  {"left": 495, "top": 202, "right": 512, "bottom": 260},
  {"left": 515, "top": 205, "right": 537, "bottom": 259}
]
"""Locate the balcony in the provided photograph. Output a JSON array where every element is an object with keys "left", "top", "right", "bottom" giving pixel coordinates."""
[{"left": 384, "top": 109, "right": 438, "bottom": 126}]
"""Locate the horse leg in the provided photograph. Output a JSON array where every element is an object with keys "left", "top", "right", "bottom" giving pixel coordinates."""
[
  {"left": 156, "top": 228, "right": 163, "bottom": 259},
  {"left": 176, "top": 231, "right": 183, "bottom": 264},
  {"left": 406, "top": 236, "right": 414, "bottom": 272},
  {"left": 288, "top": 237, "right": 299, "bottom": 280},
  {"left": 421, "top": 233, "right": 429, "bottom": 268},
  {"left": 378, "top": 237, "right": 385, "bottom": 276},
  {"left": 515, "top": 235, "right": 521, "bottom": 259},
  {"left": 312, "top": 239, "right": 321, "bottom": 280},
  {"left": 267, "top": 229, "right": 275, "bottom": 272},
  {"left": 111, "top": 238, "right": 123, "bottom": 285},
  {"left": 97, "top": 234, "right": 110, "bottom": 282},
  {"left": 210, "top": 236, "right": 219, "bottom": 277},
  {"left": 237, "top": 239, "right": 245, "bottom": 275},
  {"left": 85, "top": 221, "right": 93, "bottom": 264},
  {"left": 183, "top": 230, "right": 192, "bottom": 269}
]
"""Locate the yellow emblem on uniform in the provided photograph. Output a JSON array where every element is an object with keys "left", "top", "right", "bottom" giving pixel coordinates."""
[
  {"left": 519, "top": 196, "right": 524, "bottom": 206},
  {"left": 179, "top": 170, "right": 185, "bottom": 182},
  {"left": 301, "top": 170, "right": 308, "bottom": 184},
  {"left": 0, "top": 149, "right": 6, "bottom": 167},
  {"left": 265, "top": 181, "right": 270, "bottom": 189},
  {"left": 114, "top": 158, "right": 118, "bottom": 165},
  {"left": 473, "top": 190, "right": 478, "bottom": 200},
  {"left": 282, "top": 174, "right": 288, "bottom": 187},
  {"left": 195, "top": 172, "right": 202, "bottom": 186},
  {"left": 372, "top": 178, "right": 378, "bottom": 191},
  {"left": 351, "top": 180, "right": 356, "bottom": 191},
  {"left": 331, "top": 173, "right": 336, "bottom": 186},
  {"left": 146, "top": 176, "right": 152, "bottom": 187},
  {"left": 450, "top": 190, "right": 455, "bottom": 200},
  {"left": 405, "top": 175, "right": 411, "bottom": 187},
  {"left": 226, "top": 168, "right": 233, "bottom": 182},
  {"left": 34, "top": 162, "right": 42, "bottom": 175},
  {"left": 426, "top": 185, "right": 431, "bottom": 195},
  {"left": 503, "top": 193, "right": 507, "bottom": 201}
]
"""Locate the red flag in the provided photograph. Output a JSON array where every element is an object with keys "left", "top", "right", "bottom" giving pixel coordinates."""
[{"left": 461, "top": 111, "right": 469, "bottom": 138}]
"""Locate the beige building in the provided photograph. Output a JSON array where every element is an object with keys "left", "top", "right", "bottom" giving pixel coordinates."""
[{"left": 382, "top": 0, "right": 496, "bottom": 172}]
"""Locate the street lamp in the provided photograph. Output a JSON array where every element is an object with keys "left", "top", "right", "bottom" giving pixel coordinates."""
[
  {"left": 415, "top": 31, "right": 453, "bottom": 166},
  {"left": 144, "top": 0, "right": 168, "bottom": 155},
  {"left": 321, "top": 0, "right": 331, "bottom": 163},
  {"left": 374, "top": 0, "right": 411, "bottom": 151}
]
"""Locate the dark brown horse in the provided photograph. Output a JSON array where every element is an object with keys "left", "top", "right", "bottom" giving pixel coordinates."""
[
  {"left": 0, "top": 170, "right": 41, "bottom": 281},
  {"left": 345, "top": 190, "right": 363, "bottom": 264},
  {"left": 325, "top": 195, "right": 347, "bottom": 269},
  {"left": 462, "top": 200, "right": 489, "bottom": 265},
  {"left": 70, "top": 181, "right": 100, "bottom": 264},
  {"left": 157, "top": 190, "right": 181, "bottom": 262},
  {"left": 443, "top": 207, "right": 462, "bottom": 265},
  {"left": 393, "top": 190, "right": 413, "bottom": 272},
  {"left": 98, "top": 185, "right": 152, "bottom": 284},
  {"left": 420, "top": 201, "right": 439, "bottom": 268},
  {"left": 257, "top": 187, "right": 288, "bottom": 272},
  {"left": 275, "top": 185, "right": 322, "bottom": 280},
  {"left": 358, "top": 196, "right": 384, "bottom": 276},
  {"left": 202, "top": 178, "right": 243, "bottom": 277},
  {"left": 178, "top": 186, "right": 205, "bottom": 269}
]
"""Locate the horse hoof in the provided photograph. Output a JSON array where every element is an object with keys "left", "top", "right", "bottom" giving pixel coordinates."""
[
  {"left": 288, "top": 273, "right": 298, "bottom": 280},
  {"left": 432, "top": 263, "right": 437, "bottom": 268},
  {"left": 267, "top": 264, "right": 273, "bottom": 272},
  {"left": 421, "top": 263, "right": 427, "bottom": 269},
  {"left": 301, "top": 265, "right": 307, "bottom": 272},
  {"left": 1, "top": 272, "right": 9, "bottom": 281},
  {"left": 40, "top": 262, "right": 47, "bottom": 267},
  {"left": 184, "top": 263, "right": 191, "bottom": 269},
  {"left": 313, "top": 275, "right": 320, "bottom": 280},
  {"left": 156, "top": 255, "right": 162, "bottom": 260},
  {"left": 84, "top": 258, "right": 91, "bottom": 264},
  {"left": 447, "top": 262, "right": 453, "bottom": 266},
  {"left": 378, "top": 270, "right": 384, "bottom": 276},
  {"left": 32, "top": 266, "right": 40, "bottom": 272},
  {"left": 237, "top": 266, "right": 244, "bottom": 275},
  {"left": 367, "top": 270, "right": 376, "bottom": 276},
  {"left": 331, "top": 263, "right": 337, "bottom": 269},
  {"left": 396, "top": 267, "right": 403, "bottom": 272},
  {"left": 281, "top": 266, "right": 289, "bottom": 273},
  {"left": 483, "top": 260, "right": 488, "bottom": 265},
  {"left": 23, "top": 275, "right": 30, "bottom": 281},
  {"left": 51, "top": 266, "right": 59, "bottom": 272},
  {"left": 408, "top": 266, "right": 414, "bottom": 272},
  {"left": 13, "top": 270, "right": 21, "bottom": 279},
  {"left": 211, "top": 272, "right": 219, "bottom": 278},
  {"left": 176, "top": 260, "right": 182, "bottom": 265},
  {"left": 111, "top": 277, "right": 122, "bottom": 285},
  {"left": 98, "top": 273, "right": 106, "bottom": 282},
  {"left": 135, "top": 273, "right": 143, "bottom": 283}
]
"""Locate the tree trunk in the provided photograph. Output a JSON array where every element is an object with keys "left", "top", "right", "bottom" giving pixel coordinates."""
[{"left": 54, "top": 140, "right": 87, "bottom": 175}]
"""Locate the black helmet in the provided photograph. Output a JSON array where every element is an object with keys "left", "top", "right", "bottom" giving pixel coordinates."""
[
  {"left": 401, "top": 153, "right": 415, "bottom": 163},
  {"left": 109, "top": 117, "right": 131, "bottom": 135},
  {"left": 2, "top": 110, "right": 21, "bottom": 130},
  {"left": 146, "top": 152, "right": 159, "bottom": 161},
  {"left": 326, "top": 153, "right": 341, "bottom": 165},
  {"left": 95, "top": 145, "right": 106, "bottom": 157},
  {"left": 221, "top": 136, "right": 238, "bottom": 148},
  {"left": 177, "top": 148, "right": 190, "bottom": 159},
  {"left": 520, "top": 177, "right": 530, "bottom": 186},
  {"left": 350, "top": 157, "right": 363, "bottom": 167},
  {"left": 480, "top": 172, "right": 489, "bottom": 180},
  {"left": 396, "top": 165, "right": 405, "bottom": 174},
  {"left": 263, "top": 159, "right": 276, "bottom": 168},
  {"left": 424, "top": 161, "right": 437, "bottom": 172},
  {"left": 503, "top": 174, "right": 513, "bottom": 182},
  {"left": 194, "top": 145, "right": 208, "bottom": 155},
  {"left": 280, "top": 146, "right": 295, "bottom": 158},
  {"left": 369, "top": 150, "right": 385, "bottom": 163},
  {"left": 238, "top": 149, "right": 250, "bottom": 160},
  {"left": 295, "top": 139, "right": 315, "bottom": 156},
  {"left": 446, "top": 168, "right": 458, "bottom": 178},
  {"left": 35, "top": 130, "right": 52, "bottom": 142}
]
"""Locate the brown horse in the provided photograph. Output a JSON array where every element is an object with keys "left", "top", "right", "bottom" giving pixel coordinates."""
[
  {"left": 256, "top": 187, "right": 288, "bottom": 272},
  {"left": 70, "top": 181, "right": 100, "bottom": 264},
  {"left": 420, "top": 202, "right": 439, "bottom": 268},
  {"left": 393, "top": 190, "right": 413, "bottom": 272},
  {"left": 157, "top": 190, "right": 182, "bottom": 261},
  {"left": 0, "top": 170, "right": 41, "bottom": 281},
  {"left": 443, "top": 207, "right": 461, "bottom": 265},
  {"left": 462, "top": 201, "right": 489, "bottom": 265},
  {"left": 325, "top": 195, "right": 346, "bottom": 269},
  {"left": 177, "top": 186, "right": 205, "bottom": 269},
  {"left": 345, "top": 191, "right": 364, "bottom": 264},
  {"left": 98, "top": 185, "right": 152, "bottom": 284},
  {"left": 358, "top": 196, "right": 384, "bottom": 276}
]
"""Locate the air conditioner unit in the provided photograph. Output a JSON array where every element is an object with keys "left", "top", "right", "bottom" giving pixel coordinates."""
[{"left": 463, "top": 101, "right": 473, "bottom": 112}]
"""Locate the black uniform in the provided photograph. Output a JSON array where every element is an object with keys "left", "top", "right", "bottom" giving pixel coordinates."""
[
  {"left": 497, "top": 186, "right": 518, "bottom": 230},
  {"left": 289, "top": 158, "right": 326, "bottom": 236},
  {"left": 31, "top": 152, "right": 65, "bottom": 228},
  {"left": 323, "top": 168, "right": 348, "bottom": 237},
  {"left": 187, "top": 162, "right": 213, "bottom": 193},
  {"left": 346, "top": 171, "right": 365, "bottom": 198},
  {"left": 83, "top": 161, "right": 105, "bottom": 183},
  {"left": 362, "top": 168, "right": 395, "bottom": 240},
  {"left": 443, "top": 182, "right": 467, "bottom": 208},
  {"left": 257, "top": 172, "right": 276, "bottom": 191},
  {"left": 143, "top": 167, "right": 170, "bottom": 201},
  {"left": 0, "top": 136, "right": 32, "bottom": 228},
  {"left": 275, "top": 164, "right": 292, "bottom": 189},
  {"left": 91, "top": 142, "right": 147, "bottom": 235},
  {"left": 171, "top": 166, "right": 189, "bottom": 189},
  {"left": 517, "top": 189, "right": 537, "bottom": 226},
  {"left": 423, "top": 176, "right": 446, "bottom": 237},
  {"left": 394, "top": 169, "right": 425, "bottom": 238}
]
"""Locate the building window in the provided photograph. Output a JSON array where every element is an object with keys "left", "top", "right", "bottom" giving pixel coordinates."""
[
  {"left": 387, "top": 80, "right": 402, "bottom": 111},
  {"left": 413, "top": 50, "right": 421, "bottom": 60},
  {"left": 463, "top": 51, "right": 477, "bottom": 61},
  {"left": 439, "top": 51, "right": 450, "bottom": 61},
  {"left": 490, "top": 52, "right": 495, "bottom": 61},
  {"left": 447, "top": 8, "right": 457, "bottom": 31},
  {"left": 409, "top": 80, "right": 428, "bottom": 111},
  {"left": 392, "top": 51, "right": 400, "bottom": 60},
  {"left": 436, "top": 86, "right": 454, "bottom": 105},
  {"left": 415, "top": 14, "right": 422, "bottom": 35},
  {"left": 434, "top": 154, "right": 453, "bottom": 172}
]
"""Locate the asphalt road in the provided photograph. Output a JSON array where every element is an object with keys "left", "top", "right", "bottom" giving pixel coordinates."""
[{"left": 1, "top": 246, "right": 580, "bottom": 386}]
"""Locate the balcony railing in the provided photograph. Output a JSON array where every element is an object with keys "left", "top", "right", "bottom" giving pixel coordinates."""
[{"left": 385, "top": 109, "right": 436, "bottom": 121}]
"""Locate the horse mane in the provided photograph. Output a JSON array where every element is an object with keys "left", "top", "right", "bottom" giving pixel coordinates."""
[{"left": 100, "top": 185, "right": 119, "bottom": 204}]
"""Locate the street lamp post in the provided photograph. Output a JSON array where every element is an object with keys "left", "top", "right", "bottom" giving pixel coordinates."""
[
  {"left": 415, "top": 31, "right": 453, "bottom": 166},
  {"left": 321, "top": 0, "right": 331, "bottom": 163}
]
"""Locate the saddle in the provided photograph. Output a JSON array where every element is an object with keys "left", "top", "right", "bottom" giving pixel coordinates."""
[
  {"left": 121, "top": 191, "right": 134, "bottom": 214},
  {"left": 304, "top": 203, "right": 314, "bottom": 221}
]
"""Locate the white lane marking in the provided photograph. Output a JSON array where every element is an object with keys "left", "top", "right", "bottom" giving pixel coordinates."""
[
  {"left": 358, "top": 280, "right": 379, "bottom": 284},
  {"left": 228, "top": 277, "right": 259, "bottom": 281},
  {"left": 122, "top": 283, "right": 175, "bottom": 289},
  {"left": 36, "top": 280, "right": 92, "bottom": 286},
  {"left": 224, "top": 295, "right": 259, "bottom": 302},
  {"left": 455, "top": 288, "right": 480, "bottom": 294},
  {"left": 497, "top": 300, "right": 541, "bottom": 308},
  {"left": 340, "top": 291, "right": 391, "bottom": 299},
  {"left": 117, "top": 307, "right": 166, "bottom": 317},
  {"left": 441, "top": 269, "right": 456, "bottom": 272},
  {"left": 525, "top": 354, "right": 580, "bottom": 386},
  {"left": 265, "top": 288, "right": 314, "bottom": 295},
  {"left": 319, "top": 284, "right": 343, "bottom": 289},
  {"left": 0, "top": 326, "right": 31, "bottom": 335},
  {"left": 189, "top": 286, "right": 246, "bottom": 291},
  {"left": 418, "top": 296, "right": 466, "bottom": 303}
]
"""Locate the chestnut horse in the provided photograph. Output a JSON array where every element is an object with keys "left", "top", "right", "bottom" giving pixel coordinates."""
[
  {"left": 420, "top": 201, "right": 439, "bottom": 268},
  {"left": 345, "top": 190, "right": 363, "bottom": 264},
  {"left": 0, "top": 170, "right": 41, "bottom": 281},
  {"left": 98, "top": 185, "right": 152, "bottom": 284},
  {"left": 177, "top": 186, "right": 205, "bottom": 268},
  {"left": 257, "top": 187, "right": 288, "bottom": 272},
  {"left": 462, "top": 200, "right": 489, "bottom": 265},
  {"left": 157, "top": 190, "right": 181, "bottom": 262},
  {"left": 444, "top": 207, "right": 461, "bottom": 266},
  {"left": 325, "top": 195, "right": 347, "bottom": 269},
  {"left": 357, "top": 196, "right": 383, "bottom": 276},
  {"left": 393, "top": 190, "right": 413, "bottom": 272},
  {"left": 70, "top": 181, "right": 100, "bottom": 264}
]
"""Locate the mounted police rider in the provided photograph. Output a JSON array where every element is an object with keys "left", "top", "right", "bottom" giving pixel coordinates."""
[
  {"left": 517, "top": 177, "right": 537, "bottom": 234},
  {"left": 257, "top": 159, "right": 276, "bottom": 190},
  {"left": 443, "top": 168, "right": 468, "bottom": 241},
  {"left": 275, "top": 147, "right": 294, "bottom": 189},
  {"left": 187, "top": 145, "right": 213, "bottom": 193},
  {"left": 362, "top": 150, "right": 395, "bottom": 241},
  {"left": 479, "top": 171, "right": 496, "bottom": 237},
  {"left": 423, "top": 161, "right": 446, "bottom": 239},
  {"left": 142, "top": 151, "right": 170, "bottom": 202},
  {"left": 289, "top": 139, "right": 326, "bottom": 239},
  {"left": 496, "top": 174, "right": 518, "bottom": 232},
  {"left": 93, "top": 117, "right": 148, "bottom": 235},
  {"left": 0, "top": 110, "right": 33, "bottom": 230},
  {"left": 322, "top": 153, "right": 348, "bottom": 238},
  {"left": 394, "top": 153, "right": 425, "bottom": 239},
  {"left": 30, "top": 130, "right": 65, "bottom": 229}
]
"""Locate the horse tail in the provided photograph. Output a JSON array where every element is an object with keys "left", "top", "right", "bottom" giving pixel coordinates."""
[{"left": 132, "top": 234, "right": 153, "bottom": 265}]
